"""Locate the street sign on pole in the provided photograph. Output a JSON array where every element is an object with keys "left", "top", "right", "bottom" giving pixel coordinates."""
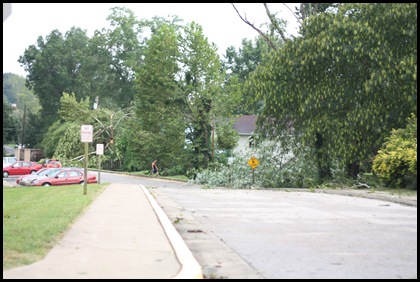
[
  {"left": 247, "top": 156, "right": 260, "bottom": 169},
  {"left": 81, "top": 125, "right": 93, "bottom": 143},
  {"left": 96, "top": 144, "right": 103, "bottom": 184},
  {"left": 80, "top": 125, "right": 93, "bottom": 195},
  {"left": 96, "top": 144, "right": 104, "bottom": 155},
  {"left": 247, "top": 156, "right": 260, "bottom": 184}
]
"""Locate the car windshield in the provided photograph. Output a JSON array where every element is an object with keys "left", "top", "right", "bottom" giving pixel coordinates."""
[
  {"left": 38, "top": 168, "right": 55, "bottom": 176},
  {"left": 35, "top": 168, "right": 49, "bottom": 175},
  {"left": 44, "top": 168, "right": 62, "bottom": 176}
]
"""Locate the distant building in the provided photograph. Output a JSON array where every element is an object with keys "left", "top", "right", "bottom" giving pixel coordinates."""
[
  {"left": 232, "top": 115, "right": 257, "bottom": 154},
  {"left": 232, "top": 115, "right": 295, "bottom": 163}
]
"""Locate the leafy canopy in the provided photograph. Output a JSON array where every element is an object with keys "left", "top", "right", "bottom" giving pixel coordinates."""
[{"left": 248, "top": 3, "right": 417, "bottom": 172}]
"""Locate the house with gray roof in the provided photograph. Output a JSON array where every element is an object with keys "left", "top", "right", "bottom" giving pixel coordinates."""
[{"left": 232, "top": 115, "right": 257, "bottom": 154}]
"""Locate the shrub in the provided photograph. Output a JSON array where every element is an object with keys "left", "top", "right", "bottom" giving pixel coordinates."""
[
  {"left": 193, "top": 139, "right": 320, "bottom": 189},
  {"left": 165, "top": 165, "right": 186, "bottom": 176},
  {"left": 372, "top": 114, "right": 417, "bottom": 189}
]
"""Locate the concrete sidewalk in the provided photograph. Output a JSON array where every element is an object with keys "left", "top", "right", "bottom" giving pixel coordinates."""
[{"left": 3, "top": 184, "right": 203, "bottom": 279}]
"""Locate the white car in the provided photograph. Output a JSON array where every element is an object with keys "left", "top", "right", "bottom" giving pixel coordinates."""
[{"left": 3, "top": 157, "right": 17, "bottom": 167}]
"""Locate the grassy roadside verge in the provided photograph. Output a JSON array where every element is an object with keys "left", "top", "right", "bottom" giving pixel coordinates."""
[
  {"left": 127, "top": 171, "right": 189, "bottom": 181},
  {"left": 3, "top": 183, "right": 108, "bottom": 271}
]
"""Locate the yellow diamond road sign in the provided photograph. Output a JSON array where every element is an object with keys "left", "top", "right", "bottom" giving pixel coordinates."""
[{"left": 247, "top": 156, "right": 259, "bottom": 169}]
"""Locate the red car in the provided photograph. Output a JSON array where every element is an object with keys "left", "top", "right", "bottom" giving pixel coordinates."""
[
  {"left": 29, "top": 168, "right": 97, "bottom": 187},
  {"left": 3, "top": 161, "right": 43, "bottom": 178},
  {"left": 41, "top": 159, "right": 62, "bottom": 168},
  {"left": 17, "top": 167, "right": 62, "bottom": 186},
  {"left": 42, "top": 159, "right": 62, "bottom": 168}
]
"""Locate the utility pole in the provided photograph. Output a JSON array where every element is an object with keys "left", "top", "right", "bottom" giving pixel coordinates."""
[
  {"left": 20, "top": 104, "right": 26, "bottom": 148},
  {"left": 211, "top": 122, "right": 215, "bottom": 160},
  {"left": 18, "top": 104, "right": 26, "bottom": 161},
  {"left": 93, "top": 96, "right": 99, "bottom": 110}
]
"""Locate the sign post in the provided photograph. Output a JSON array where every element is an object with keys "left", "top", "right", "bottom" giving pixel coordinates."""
[
  {"left": 247, "top": 156, "right": 260, "bottom": 184},
  {"left": 96, "top": 143, "right": 104, "bottom": 184},
  {"left": 81, "top": 125, "right": 93, "bottom": 195}
]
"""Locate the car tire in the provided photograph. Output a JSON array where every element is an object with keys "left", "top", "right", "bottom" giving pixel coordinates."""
[
  {"left": 42, "top": 183, "right": 51, "bottom": 187},
  {"left": 30, "top": 170, "right": 37, "bottom": 174},
  {"left": 3, "top": 171, "right": 9, "bottom": 178},
  {"left": 79, "top": 181, "right": 84, "bottom": 185}
]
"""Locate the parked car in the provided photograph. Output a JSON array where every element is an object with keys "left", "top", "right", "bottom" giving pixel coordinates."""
[
  {"left": 41, "top": 159, "right": 62, "bottom": 168},
  {"left": 3, "top": 161, "right": 43, "bottom": 178},
  {"left": 17, "top": 167, "right": 63, "bottom": 186},
  {"left": 29, "top": 168, "right": 97, "bottom": 187},
  {"left": 3, "top": 157, "right": 17, "bottom": 167}
]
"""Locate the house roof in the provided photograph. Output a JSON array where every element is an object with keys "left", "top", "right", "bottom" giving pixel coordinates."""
[{"left": 233, "top": 115, "right": 257, "bottom": 135}]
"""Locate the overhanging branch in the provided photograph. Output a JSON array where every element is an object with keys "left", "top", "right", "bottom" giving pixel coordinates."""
[{"left": 231, "top": 3, "right": 277, "bottom": 51}]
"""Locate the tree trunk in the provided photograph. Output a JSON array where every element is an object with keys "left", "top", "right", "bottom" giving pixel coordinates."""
[
  {"left": 315, "top": 132, "right": 332, "bottom": 182},
  {"left": 346, "top": 161, "right": 360, "bottom": 179}
]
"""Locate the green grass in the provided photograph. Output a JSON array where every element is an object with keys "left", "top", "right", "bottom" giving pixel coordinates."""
[
  {"left": 126, "top": 171, "right": 190, "bottom": 181},
  {"left": 128, "top": 170, "right": 150, "bottom": 177},
  {"left": 162, "top": 175, "right": 189, "bottom": 181},
  {"left": 370, "top": 187, "right": 417, "bottom": 197},
  {"left": 3, "top": 183, "right": 108, "bottom": 271}
]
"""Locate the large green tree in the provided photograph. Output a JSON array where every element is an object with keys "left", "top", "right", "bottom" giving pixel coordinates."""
[
  {"left": 130, "top": 18, "right": 241, "bottom": 173},
  {"left": 180, "top": 22, "right": 227, "bottom": 170},
  {"left": 95, "top": 7, "right": 148, "bottom": 110},
  {"left": 131, "top": 21, "right": 186, "bottom": 171},
  {"left": 18, "top": 28, "right": 93, "bottom": 129},
  {"left": 17, "top": 6, "right": 150, "bottom": 153},
  {"left": 249, "top": 3, "right": 417, "bottom": 179}
]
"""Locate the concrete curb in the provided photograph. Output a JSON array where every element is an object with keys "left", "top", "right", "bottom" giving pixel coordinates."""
[{"left": 140, "top": 185, "right": 203, "bottom": 279}]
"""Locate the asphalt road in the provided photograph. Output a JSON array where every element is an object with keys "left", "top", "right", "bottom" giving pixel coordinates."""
[
  {"left": 150, "top": 186, "right": 417, "bottom": 279},
  {"left": 3, "top": 172, "right": 417, "bottom": 279}
]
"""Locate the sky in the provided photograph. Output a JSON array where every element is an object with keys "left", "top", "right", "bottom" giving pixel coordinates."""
[{"left": 3, "top": 3, "right": 300, "bottom": 77}]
